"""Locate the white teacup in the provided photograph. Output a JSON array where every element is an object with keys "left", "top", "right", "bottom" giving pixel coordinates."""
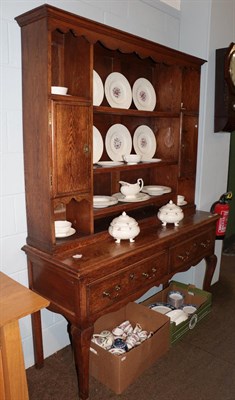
[
  {"left": 51, "top": 86, "right": 68, "bottom": 95},
  {"left": 138, "top": 330, "right": 148, "bottom": 342},
  {"left": 112, "top": 327, "right": 124, "bottom": 337},
  {"left": 177, "top": 195, "right": 185, "bottom": 204},
  {"left": 55, "top": 220, "right": 72, "bottom": 234},
  {"left": 92, "top": 330, "right": 114, "bottom": 349}
]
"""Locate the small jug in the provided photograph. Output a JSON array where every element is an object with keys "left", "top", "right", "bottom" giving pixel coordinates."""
[{"left": 119, "top": 178, "right": 144, "bottom": 198}]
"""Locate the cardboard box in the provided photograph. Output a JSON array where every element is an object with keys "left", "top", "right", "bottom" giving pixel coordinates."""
[
  {"left": 142, "top": 281, "right": 212, "bottom": 344},
  {"left": 89, "top": 302, "right": 170, "bottom": 394}
]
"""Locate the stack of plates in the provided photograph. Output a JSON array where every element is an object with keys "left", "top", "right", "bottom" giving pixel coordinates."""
[
  {"left": 148, "top": 302, "right": 175, "bottom": 315},
  {"left": 113, "top": 192, "right": 150, "bottom": 203},
  {"left": 142, "top": 185, "right": 172, "bottom": 196},
  {"left": 93, "top": 195, "right": 118, "bottom": 208}
]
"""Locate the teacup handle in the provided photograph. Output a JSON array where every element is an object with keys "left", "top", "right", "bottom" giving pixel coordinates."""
[{"left": 137, "top": 178, "right": 144, "bottom": 190}]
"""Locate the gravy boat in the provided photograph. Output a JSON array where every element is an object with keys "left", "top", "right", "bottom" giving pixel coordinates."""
[{"left": 119, "top": 178, "right": 144, "bottom": 198}]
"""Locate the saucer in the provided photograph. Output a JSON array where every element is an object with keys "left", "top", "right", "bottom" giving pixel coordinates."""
[
  {"left": 56, "top": 227, "right": 76, "bottom": 238},
  {"left": 177, "top": 200, "right": 187, "bottom": 206},
  {"left": 97, "top": 161, "right": 123, "bottom": 167},
  {"left": 113, "top": 192, "right": 150, "bottom": 202},
  {"left": 142, "top": 185, "right": 172, "bottom": 195},
  {"left": 93, "top": 195, "right": 118, "bottom": 208}
]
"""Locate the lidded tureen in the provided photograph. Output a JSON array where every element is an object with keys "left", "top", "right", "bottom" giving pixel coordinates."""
[
  {"left": 157, "top": 200, "right": 184, "bottom": 226},
  {"left": 108, "top": 212, "right": 140, "bottom": 243}
]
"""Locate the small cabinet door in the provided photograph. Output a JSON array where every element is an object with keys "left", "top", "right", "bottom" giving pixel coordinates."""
[{"left": 51, "top": 101, "right": 91, "bottom": 197}]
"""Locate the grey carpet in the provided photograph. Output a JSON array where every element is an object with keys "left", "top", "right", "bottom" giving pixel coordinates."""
[{"left": 27, "top": 254, "right": 235, "bottom": 400}]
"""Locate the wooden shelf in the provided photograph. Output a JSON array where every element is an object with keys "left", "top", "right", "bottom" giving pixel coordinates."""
[
  {"left": 93, "top": 160, "right": 177, "bottom": 174},
  {"left": 93, "top": 106, "right": 180, "bottom": 118}
]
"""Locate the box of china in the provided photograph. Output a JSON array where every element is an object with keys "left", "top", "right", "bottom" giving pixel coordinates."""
[
  {"left": 89, "top": 302, "right": 170, "bottom": 394},
  {"left": 142, "top": 281, "right": 212, "bottom": 344}
]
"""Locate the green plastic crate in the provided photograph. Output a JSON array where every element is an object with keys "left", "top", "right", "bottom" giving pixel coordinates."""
[{"left": 142, "top": 281, "right": 212, "bottom": 344}]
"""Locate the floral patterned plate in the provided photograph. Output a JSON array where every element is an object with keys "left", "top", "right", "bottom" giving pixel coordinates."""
[
  {"left": 133, "top": 125, "right": 156, "bottom": 159},
  {"left": 132, "top": 78, "right": 156, "bottom": 111},
  {"left": 93, "top": 126, "right": 103, "bottom": 164},
  {"left": 93, "top": 70, "right": 104, "bottom": 106},
  {"left": 105, "top": 72, "right": 132, "bottom": 109},
  {"left": 105, "top": 124, "right": 132, "bottom": 161}
]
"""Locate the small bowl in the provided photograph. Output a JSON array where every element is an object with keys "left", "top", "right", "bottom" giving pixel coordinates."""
[
  {"left": 51, "top": 86, "right": 68, "bottom": 95},
  {"left": 180, "top": 304, "right": 197, "bottom": 316},
  {"left": 55, "top": 220, "right": 72, "bottom": 234},
  {"left": 146, "top": 187, "right": 165, "bottom": 196},
  {"left": 122, "top": 154, "right": 142, "bottom": 164}
]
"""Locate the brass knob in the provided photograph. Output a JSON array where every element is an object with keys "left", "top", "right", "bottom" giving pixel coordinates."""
[{"left": 83, "top": 144, "right": 89, "bottom": 154}]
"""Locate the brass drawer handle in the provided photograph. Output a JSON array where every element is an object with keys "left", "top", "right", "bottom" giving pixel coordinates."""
[
  {"left": 152, "top": 267, "right": 157, "bottom": 273},
  {"left": 142, "top": 272, "right": 149, "bottom": 278},
  {"left": 102, "top": 285, "right": 121, "bottom": 300},
  {"left": 178, "top": 251, "right": 190, "bottom": 261},
  {"left": 102, "top": 291, "right": 110, "bottom": 298},
  {"left": 200, "top": 239, "right": 211, "bottom": 248},
  {"left": 129, "top": 273, "right": 136, "bottom": 280}
]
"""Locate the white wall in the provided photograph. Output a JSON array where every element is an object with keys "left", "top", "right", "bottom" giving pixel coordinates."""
[
  {"left": 178, "top": 0, "right": 234, "bottom": 287},
  {"left": 0, "top": 0, "right": 234, "bottom": 368}
]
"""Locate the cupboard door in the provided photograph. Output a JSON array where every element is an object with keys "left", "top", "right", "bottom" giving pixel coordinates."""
[
  {"left": 51, "top": 101, "right": 91, "bottom": 197},
  {"left": 179, "top": 115, "right": 198, "bottom": 178}
]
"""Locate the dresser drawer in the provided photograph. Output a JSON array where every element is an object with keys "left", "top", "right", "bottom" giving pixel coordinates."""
[
  {"left": 87, "top": 251, "right": 168, "bottom": 315},
  {"left": 170, "top": 229, "right": 215, "bottom": 272}
]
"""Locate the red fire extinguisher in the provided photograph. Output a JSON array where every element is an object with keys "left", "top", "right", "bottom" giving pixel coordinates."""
[{"left": 210, "top": 192, "right": 232, "bottom": 240}]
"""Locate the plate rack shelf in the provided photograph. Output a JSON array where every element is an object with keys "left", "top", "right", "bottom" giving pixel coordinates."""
[{"left": 16, "top": 4, "right": 204, "bottom": 254}]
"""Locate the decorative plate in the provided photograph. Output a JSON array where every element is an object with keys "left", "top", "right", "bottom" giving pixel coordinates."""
[
  {"left": 93, "top": 126, "right": 103, "bottom": 164},
  {"left": 132, "top": 78, "right": 156, "bottom": 111},
  {"left": 97, "top": 161, "right": 124, "bottom": 167},
  {"left": 93, "top": 70, "right": 104, "bottom": 106},
  {"left": 105, "top": 72, "right": 132, "bottom": 109},
  {"left": 142, "top": 187, "right": 165, "bottom": 196},
  {"left": 93, "top": 196, "right": 118, "bottom": 208},
  {"left": 142, "top": 185, "right": 172, "bottom": 194},
  {"left": 149, "top": 302, "right": 175, "bottom": 314},
  {"left": 56, "top": 227, "right": 76, "bottom": 238},
  {"left": 133, "top": 125, "right": 156, "bottom": 159},
  {"left": 141, "top": 158, "right": 162, "bottom": 163},
  {"left": 113, "top": 192, "right": 150, "bottom": 203},
  {"left": 105, "top": 124, "right": 132, "bottom": 161}
]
